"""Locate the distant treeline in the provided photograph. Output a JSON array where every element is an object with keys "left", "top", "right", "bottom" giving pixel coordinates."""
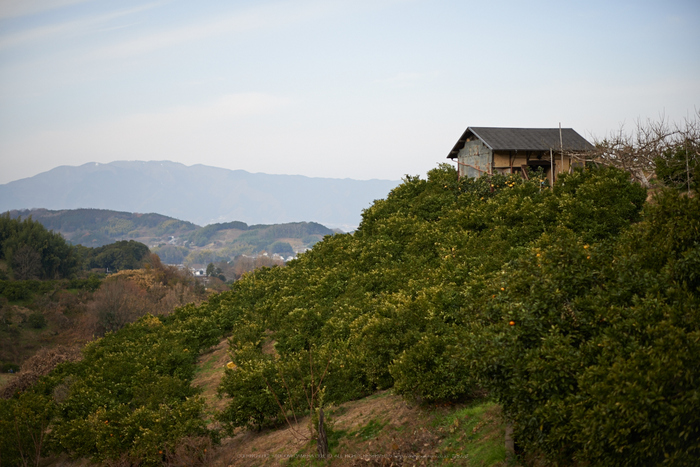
[
  {"left": 8, "top": 208, "right": 198, "bottom": 247},
  {"left": 183, "top": 221, "right": 248, "bottom": 247},
  {"left": 184, "top": 221, "right": 331, "bottom": 247},
  {"left": 9, "top": 208, "right": 198, "bottom": 236},
  {"left": 8, "top": 209, "right": 336, "bottom": 263},
  {"left": 75, "top": 241, "right": 151, "bottom": 272},
  {"left": 0, "top": 213, "right": 151, "bottom": 280}
]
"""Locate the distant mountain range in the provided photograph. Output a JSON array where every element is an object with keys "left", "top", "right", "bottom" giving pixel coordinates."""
[{"left": 0, "top": 161, "right": 401, "bottom": 231}]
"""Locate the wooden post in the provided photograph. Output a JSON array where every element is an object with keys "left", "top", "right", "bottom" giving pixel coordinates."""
[
  {"left": 550, "top": 148, "right": 554, "bottom": 186},
  {"left": 317, "top": 407, "right": 329, "bottom": 459},
  {"left": 521, "top": 165, "right": 530, "bottom": 180},
  {"left": 559, "top": 123, "right": 564, "bottom": 178}
]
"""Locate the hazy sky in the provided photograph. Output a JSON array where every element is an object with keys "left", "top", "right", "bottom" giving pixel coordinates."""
[{"left": 1, "top": 0, "right": 698, "bottom": 185}]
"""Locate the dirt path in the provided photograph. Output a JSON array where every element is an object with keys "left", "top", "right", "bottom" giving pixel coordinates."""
[{"left": 191, "top": 338, "right": 232, "bottom": 426}]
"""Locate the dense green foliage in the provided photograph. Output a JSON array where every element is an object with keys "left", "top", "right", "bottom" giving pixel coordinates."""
[
  {"left": 0, "top": 213, "right": 79, "bottom": 279},
  {"left": 465, "top": 190, "right": 700, "bottom": 465},
  {"left": 46, "top": 311, "right": 217, "bottom": 464},
  {"left": 655, "top": 145, "right": 698, "bottom": 192},
  {"left": 2, "top": 163, "right": 697, "bottom": 465},
  {"left": 1, "top": 309, "right": 220, "bottom": 466},
  {"left": 76, "top": 239, "right": 151, "bottom": 271},
  {"left": 0, "top": 279, "right": 57, "bottom": 301},
  {"left": 1, "top": 213, "right": 149, "bottom": 280},
  {"left": 214, "top": 165, "right": 697, "bottom": 464},
  {"left": 0, "top": 391, "right": 55, "bottom": 466},
  {"left": 214, "top": 167, "right": 652, "bottom": 433}
]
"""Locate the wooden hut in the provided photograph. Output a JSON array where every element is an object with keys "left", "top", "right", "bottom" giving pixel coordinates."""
[{"left": 447, "top": 127, "right": 594, "bottom": 182}]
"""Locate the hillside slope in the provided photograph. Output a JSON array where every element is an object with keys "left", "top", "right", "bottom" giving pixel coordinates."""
[
  {"left": 191, "top": 342, "right": 509, "bottom": 466},
  {"left": 2, "top": 165, "right": 698, "bottom": 467}
]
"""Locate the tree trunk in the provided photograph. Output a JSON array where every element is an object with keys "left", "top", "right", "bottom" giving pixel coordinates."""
[{"left": 505, "top": 421, "right": 515, "bottom": 459}]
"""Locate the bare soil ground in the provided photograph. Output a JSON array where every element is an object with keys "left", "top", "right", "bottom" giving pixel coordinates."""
[
  {"left": 0, "top": 372, "right": 18, "bottom": 392},
  {"left": 207, "top": 391, "right": 509, "bottom": 467}
]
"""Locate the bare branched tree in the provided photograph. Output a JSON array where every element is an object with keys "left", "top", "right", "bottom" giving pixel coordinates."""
[
  {"left": 572, "top": 111, "right": 700, "bottom": 191},
  {"left": 88, "top": 279, "right": 146, "bottom": 335}
]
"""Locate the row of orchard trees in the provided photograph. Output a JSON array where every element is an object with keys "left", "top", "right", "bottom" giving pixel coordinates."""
[
  {"left": 215, "top": 164, "right": 699, "bottom": 464},
  {"left": 0, "top": 308, "right": 220, "bottom": 466},
  {"left": 1, "top": 136, "right": 698, "bottom": 465}
]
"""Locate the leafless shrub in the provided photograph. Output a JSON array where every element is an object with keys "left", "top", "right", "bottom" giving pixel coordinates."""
[
  {"left": 145, "top": 253, "right": 190, "bottom": 288},
  {"left": 574, "top": 111, "right": 700, "bottom": 189},
  {"left": 230, "top": 255, "right": 284, "bottom": 281},
  {"left": 155, "top": 282, "right": 199, "bottom": 315},
  {"left": 1, "top": 346, "right": 82, "bottom": 399},
  {"left": 89, "top": 279, "right": 147, "bottom": 336},
  {"left": 45, "top": 309, "right": 70, "bottom": 331},
  {"left": 164, "top": 436, "right": 213, "bottom": 467}
]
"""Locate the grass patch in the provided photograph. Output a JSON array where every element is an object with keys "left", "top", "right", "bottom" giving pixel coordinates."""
[
  {"left": 365, "top": 390, "right": 391, "bottom": 400},
  {"left": 62, "top": 288, "right": 82, "bottom": 295},
  {"left": 432, "top": 400, "right": 509, "bottom": 466},
  {"left": 194, "top": 352, "right": 218, "bottom": 376},
  {"left": 351, "top": 418, "right": 387, "bottom": 441},
  {"left": 328, "top": 404, "right": 349, "bottom": 418}
]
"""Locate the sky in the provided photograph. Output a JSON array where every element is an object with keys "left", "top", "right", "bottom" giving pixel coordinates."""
[{"left": 0, "top": 0, "right": 699, "bottom": 185}]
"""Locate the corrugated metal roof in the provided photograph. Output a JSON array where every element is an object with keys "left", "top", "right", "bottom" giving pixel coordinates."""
[{"left": 447, "top": 127, "right": 595, "bottom": 158}]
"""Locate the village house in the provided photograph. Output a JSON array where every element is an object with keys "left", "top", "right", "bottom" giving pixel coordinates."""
[{"left": 447, "top": 126, "right": 595, "bottom": 183}]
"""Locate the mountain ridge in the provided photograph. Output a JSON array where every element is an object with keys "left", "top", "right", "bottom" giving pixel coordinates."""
[{"left": 0, "top": 161, "right": 401, "bottom": 231}]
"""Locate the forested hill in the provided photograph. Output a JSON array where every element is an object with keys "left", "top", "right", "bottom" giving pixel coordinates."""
[
  {"left": 8, "top": 208, "right": 198, "bottom": 247},
  {"left": 2, "top": 165, "right": 699, "bottom": 466},
  {"left": 0, "top": 161, "right": 400, "bottom": 231},
  {"left": 8, "top": 208, "right": 335, "bottom": 263}
]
